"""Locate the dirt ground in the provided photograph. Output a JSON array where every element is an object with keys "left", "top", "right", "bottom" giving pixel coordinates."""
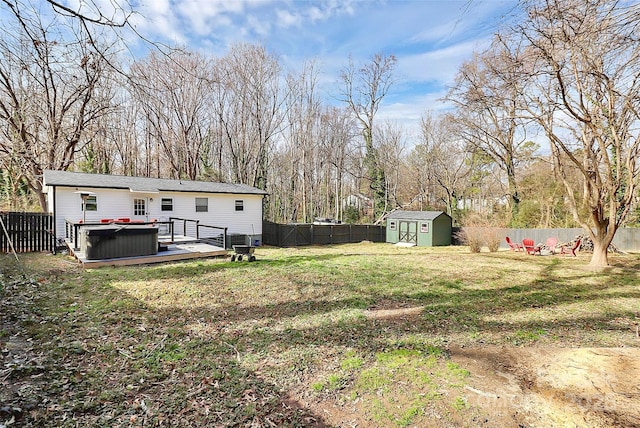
[
  {"left": 448, "top": 345, "right": 640, "bottom": 428},
  {"left": 300, "top": 346, "right": 640, "bottom": 428},
  {"left": 297, "top": 303, "right": 640, "bottom": 428}
]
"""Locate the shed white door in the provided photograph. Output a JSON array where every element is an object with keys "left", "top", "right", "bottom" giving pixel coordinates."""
[{"left": 399, "top": 221, "right": 417, "bottom": 244}]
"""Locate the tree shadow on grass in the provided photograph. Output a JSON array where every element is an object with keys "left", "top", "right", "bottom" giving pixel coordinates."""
[
  {"left": 5, "top": 250, "right": 639, "bottom": 426},
  {"left": 0, "top": 258, "right": 334, "bottom": 428}
]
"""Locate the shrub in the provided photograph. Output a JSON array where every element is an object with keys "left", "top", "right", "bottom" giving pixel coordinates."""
[
  {"left": 455, "top": 228, "right": 482, "bottom": 253},
  {"left": 485, "top": 227, "right": 501, "bottom": 252},
  {"left": 457, "top": 215, "right": 504, "bottom": 253}
]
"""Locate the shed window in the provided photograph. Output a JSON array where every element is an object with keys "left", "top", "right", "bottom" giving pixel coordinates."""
[
  {"left": 195, "top": 197, "right": 208, "bottom": 212},
  {"left": 161, "top": 198, "right": 173, "bottom": 211},
  {"left": 389, "top": 220, "right": 397, "bottom": 230},
  {"left": 82, "top": 195, "right": 97, "bottom": 211},
  {"left": 235, "top": 200, "right": 244, "bottom": 211},
  {"left": 421, "top": 222, "right": 429, "bottom": 233}
]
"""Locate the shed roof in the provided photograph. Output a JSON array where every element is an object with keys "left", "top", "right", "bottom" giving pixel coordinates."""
[
  {"left": 387, "top": 210, "right": 449, "bottom": 221},
  {"left": 43, "top": 170, "right": 268, "bottom": 195}
]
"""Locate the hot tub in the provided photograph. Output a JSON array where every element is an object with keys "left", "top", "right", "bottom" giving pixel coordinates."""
[{"left": 80, "top": 225, "right": 158, "bottom": 260}]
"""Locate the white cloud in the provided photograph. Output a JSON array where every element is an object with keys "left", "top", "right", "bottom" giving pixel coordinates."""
[
  {"left": 398, "top": 38, "right": 491, "bottom": 86},
  {"left": 174, "top": 0, "right": 232, "bottom": 35},
  {"left": 129, "top": 0, "right": 187, "bottom": 46},
  {"left": 276, "top": 8, "right": 301, "bottom": 28},
  {"left": 378, "top": 89, "right": 455, "bottom": 144},
  {"left": 131, "top": 0, "right": 259, "bottom": 42},
  {"left": 309, "top": 0, "right": 355, "bottom": 20},
  {"left": 246, "top": 14, "right": 271, "bottom": 37},
  {"left": 307, "top": 6, "right": 326, "bottom": 22}
]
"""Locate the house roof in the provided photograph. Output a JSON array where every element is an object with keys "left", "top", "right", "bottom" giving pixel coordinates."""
[
  {"left": 387, "top": 210, "right": 450, "bottom": 221},
  {"left": 43, "top": 170, "right": 268, "bottom": 195}
]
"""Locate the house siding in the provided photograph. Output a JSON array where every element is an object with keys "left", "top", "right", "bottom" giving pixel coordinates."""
[
  {"left": 168, "top": 192, "right": 263, "bottom": 237},
  {"left": 48, "top": 186, "right": 263, "bottom": 241}
]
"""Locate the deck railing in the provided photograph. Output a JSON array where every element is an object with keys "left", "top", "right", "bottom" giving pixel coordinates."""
[
  {"left": 169, "top": 217, "right": 199, "bottom": 239},
  {"left": 196, "top": 224, "right": 228, "bottom": 249},
  {"left": 169, "top": 217, "right": 228, "bottom": 248}
]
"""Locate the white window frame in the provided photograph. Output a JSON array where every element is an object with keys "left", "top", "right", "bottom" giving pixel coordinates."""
[
  {"left": 195, "top": 197, "right": 208, "bottom": 212},
  {"left": 161, "top": 198, "right": 173, "bottom": 212},
  {"left": 82, "top": 195, "right": 97, "bottom": 211}
]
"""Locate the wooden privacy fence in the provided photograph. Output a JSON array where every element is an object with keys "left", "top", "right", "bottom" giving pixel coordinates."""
[
  {"left": 263, "top": 221, "right": 385, "bottom": 247},
  {"left": 0, "top": 212, "right": 55, "bottom": 253}
]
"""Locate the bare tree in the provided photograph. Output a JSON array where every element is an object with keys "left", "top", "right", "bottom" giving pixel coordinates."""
[
  {"left": 212, "top": 43, "right": 285, "bottom": 190},
  {"left": 318, "top": 107, "right": 359, "bottom": 221},
  {"left": 273, "top": 61, "right": 359, "bottom": 223},
  {"left": 339, "top": 53, "right": 397, "bottom": 222},
  {"left": 446, "top": 47, "right": 533, "bottom": 223},
  {"left": 409, "top": 113, "right": 471, "bottom": 219},
  {"left": 516, "top": 157, "right": 577, "bottom": 228},
  {"left": 375, "top": 121, "right": 406, "bottom": 212},
  {"left": 128, "top": 51, "right": 214, "bottom": 180},
  {"left": 106, "top": 95, "right": 147, "bottom": 176},
  {"left": 0, "top": 1, "right": 116, "bottom": 210},
  {"left": 282, "top": 60, "right": 322, "bottom": 222},
  {"left": 506, "top": 0, "right": 640, "bottom": 267}
]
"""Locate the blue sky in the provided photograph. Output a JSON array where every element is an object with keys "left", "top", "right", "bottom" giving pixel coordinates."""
[{"left": 127, "top": 1, "right": 518, "bottom": 137}]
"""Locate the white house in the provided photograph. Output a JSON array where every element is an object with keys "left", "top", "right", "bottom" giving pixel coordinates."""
[{"left": 42, "top": 170, "right": 267, "bottom": 246}]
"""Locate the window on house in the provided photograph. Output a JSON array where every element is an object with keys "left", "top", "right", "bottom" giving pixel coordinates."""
[
  {"left": 389, "top": 220, "right": 397, "bottom": 230},
  {"left": 82, "top": 195, "right": 97, "bottom": 211},
  {"left": 161, "top": 198, "right": 173, "bottom": 211},
  {"left": 134, "top": 198, "right": 146, "bottom": 216},
  {"left": 421, "top": 222, "right": 429, "bottom": 233},
  {"left": 235, "top": 200, "right": 244, "bottom": 211},
  {"left": 195, "top": 197, "right": 208, "bottom": 212}
]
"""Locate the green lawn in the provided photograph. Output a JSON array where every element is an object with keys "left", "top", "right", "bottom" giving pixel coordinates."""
[{"left": 1, "top": 244, "right": 638, "bottom": 427}]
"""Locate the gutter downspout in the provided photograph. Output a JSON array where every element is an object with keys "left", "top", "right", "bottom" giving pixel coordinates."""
[{"left": 51, "top": 185, "right": 57, "bottom": 252}]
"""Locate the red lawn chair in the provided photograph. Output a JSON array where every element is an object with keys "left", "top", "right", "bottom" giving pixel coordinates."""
[
  {"left": 522, "top": 238, "right": 540, "bottom": 255},
  {"left": 560, "top": 239, "right": 581, "bottom": 256},
  {"left": 543, "top": 237, "right": 558, "bottom": 254},
  {"left": 506, "top": 236, "right": 524, "bottom": 252}
]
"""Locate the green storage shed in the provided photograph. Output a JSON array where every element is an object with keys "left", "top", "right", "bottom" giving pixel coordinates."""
[{"left": 386, "top": 210, "right": 452, "bottom": 246}]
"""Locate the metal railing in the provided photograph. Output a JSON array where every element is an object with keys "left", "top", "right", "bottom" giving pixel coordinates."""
[
  {"left": 196, "top": 224, "right": 228, "bottom": 249},
  {"left": 169, "top": 217, "right": 199, "bottom": 239}
]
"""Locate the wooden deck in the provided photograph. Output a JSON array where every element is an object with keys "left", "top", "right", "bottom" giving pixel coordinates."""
[{"left": 67, "top": 235, "right": 228, "bottom": 268}]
